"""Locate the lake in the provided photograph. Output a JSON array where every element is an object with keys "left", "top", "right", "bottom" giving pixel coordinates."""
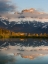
[{"left": 0, "top": 38, "right": 48, "bottom": 64}]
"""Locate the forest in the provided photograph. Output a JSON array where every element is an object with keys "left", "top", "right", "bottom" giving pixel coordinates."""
[{"left": 0, "top": 28, "right": 48, "bottom": 38}]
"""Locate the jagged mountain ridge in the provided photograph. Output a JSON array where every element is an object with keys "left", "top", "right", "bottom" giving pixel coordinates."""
[{"left": 0, "top": 17, "right": 48, "bottom": 33}]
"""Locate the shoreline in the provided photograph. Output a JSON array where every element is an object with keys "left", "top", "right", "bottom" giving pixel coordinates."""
[{"left": 0, "top": 36, "right": 48, "bottom": 39}]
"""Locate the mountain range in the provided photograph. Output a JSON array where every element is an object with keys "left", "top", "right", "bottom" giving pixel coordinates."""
[{"left": 0, "top": 17, "right": 48, "bottom": 34}]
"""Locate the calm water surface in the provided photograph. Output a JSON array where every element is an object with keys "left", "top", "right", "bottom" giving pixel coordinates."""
[{"left": 0, "top": 38, "right": 48, "bottom": 64}]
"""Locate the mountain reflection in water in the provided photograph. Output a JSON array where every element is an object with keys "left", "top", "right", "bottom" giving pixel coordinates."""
[{"left": 0, "top": 38, "right": 48, "bottom": 64}]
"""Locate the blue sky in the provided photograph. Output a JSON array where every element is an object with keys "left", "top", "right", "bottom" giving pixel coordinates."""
[{"left": 12, "top": 0, "right": 48, "bottom": 12}]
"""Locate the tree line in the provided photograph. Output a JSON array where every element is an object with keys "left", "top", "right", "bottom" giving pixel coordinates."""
[{"left": 0, "top": 28, "right": 48, "bottom": 38}]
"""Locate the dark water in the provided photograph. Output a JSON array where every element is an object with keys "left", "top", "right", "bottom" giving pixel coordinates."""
[{"left": 0, "top": 38, "right": 48, "bottom": 64}]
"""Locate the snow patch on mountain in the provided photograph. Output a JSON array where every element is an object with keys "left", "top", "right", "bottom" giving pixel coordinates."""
[
  {"left": 8, "top": 18, "right": 48, "bottom": 23},
  {"left": 2, "top": 21, "right": 7, "bottom": 25},
  {"left": 42, "top": 25, "right": 47, "bottom": 29}
]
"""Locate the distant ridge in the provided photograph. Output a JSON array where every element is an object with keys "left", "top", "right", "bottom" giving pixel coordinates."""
[{"left": 0, "top": 17, "right": 48, "bottom": 33}]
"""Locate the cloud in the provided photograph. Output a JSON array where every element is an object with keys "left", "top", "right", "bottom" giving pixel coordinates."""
[
  {"left": 0, "top": 52, "right": 16, "bottom": 64},
  {"left": 0, "top": 4, "right": 48, "bottom": 22},
  {"left": 0, "top": 0, "right": 48, "bottom": 22},
  {"left": 0, "top": 0, "right": 16, "bottom": 14}
]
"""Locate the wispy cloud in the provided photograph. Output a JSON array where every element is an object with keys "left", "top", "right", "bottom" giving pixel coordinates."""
[{"left": 0, "top": 0, "right": 16, "bottom": 14}]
